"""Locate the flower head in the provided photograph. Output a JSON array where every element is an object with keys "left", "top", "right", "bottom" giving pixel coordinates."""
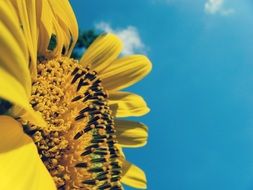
[{"left": 0, "top": 1, "right": 152, "bottom": 189}]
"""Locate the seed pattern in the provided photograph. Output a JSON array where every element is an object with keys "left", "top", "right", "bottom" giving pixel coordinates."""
[{"left": 24, "top": 57, "right": 123, "bottom": 190}]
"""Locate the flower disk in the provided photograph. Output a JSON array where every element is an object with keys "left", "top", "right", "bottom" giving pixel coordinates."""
[{"left": 24, "top": 57, "right": 123, "bottom": 190}]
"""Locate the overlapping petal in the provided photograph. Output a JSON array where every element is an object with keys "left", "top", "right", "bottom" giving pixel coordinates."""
[
  {"left": 80, "top": 33, "right": 122, "bottom": 73},
  {"left": 121, "top": 160, "right": 147, "bottom": 189},
  {"left": 9, "top": 0, "right": 38, "bottom": 78},
  {"left": 115, "top": 120, "right": 148, "bottom": 147},
  {"left": 37, "top": 0, "right": 78, "bottom": 59},
  {"left": 0, "top": 116, "right": 56, "bottom": 190},
  {"left": 47, "top": 0, "right": 78, "bottom": 56},
  {"left": 108, "top": 91, "right": 150, "bottom": 117},
  {"left": 0, "top": 68, "right": 46, "bottom": 126},
  {"left": 101, "top": 55, "right": 152, "bottom": 91},
  {"left": 0, "top": 0, "right": 30, "bottom": 94},
  {"left": 0, "top": 1, "right": 151, "bottom": 189},
  {"left": 7, "top": 0, "right": 78, "bottom": 78},
  {"left": 0, "top": 1, "right": 45, "bottom": 126}
]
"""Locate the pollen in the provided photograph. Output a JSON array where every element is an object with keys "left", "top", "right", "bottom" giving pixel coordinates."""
[{"left": 24, "top": 57, "right": 123, "bottom": 190}]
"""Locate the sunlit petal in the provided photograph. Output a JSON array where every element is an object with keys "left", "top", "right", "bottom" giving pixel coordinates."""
[
  {"left": 0, "top": 0, "right": 31, "bottom": 94},
  {"left": 80, "top": 33, "right": 122, "bottom": 73},
  {"left": 109, "top": 91, "right": 150, "bottom": 117},
  {"left": 10, "top": 0, "right": 38, "bottom": 78},
  {"left": 48, "top": 0, "right": 78, "bottom": 56},
  {"left": 101, "top": 55, "right": 152, "bottom": 91},
  {"left": 0, "top": 68, "right": 46, "bottom": 127},
  {"left": 115, "top": 120, "right": 148, "bottom": 147},
  {"left": 121, "top": 160, "right": 147, "bottom": 189},
  {"left": 37, "top": 0, "right": 78, "bottom": 58},
  {"left": 0, "top": 116, "right": 56, "bottom": 190}
]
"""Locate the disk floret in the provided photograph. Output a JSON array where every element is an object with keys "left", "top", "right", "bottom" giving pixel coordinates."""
[{"left": 24, "top": 57, "right": 123, "bottom": 190}]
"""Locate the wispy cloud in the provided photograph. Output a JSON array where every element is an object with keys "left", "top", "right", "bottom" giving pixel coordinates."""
[
  {"left": 204, "top": 0, "right": 235, "bottom": 16},
  {"left": 95, "top": 22, "right": 146, "bottom": 55}
]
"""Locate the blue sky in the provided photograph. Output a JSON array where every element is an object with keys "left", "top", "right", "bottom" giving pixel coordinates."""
[{"left": 71, "top": 1, "right": 253, "bottom": 189}]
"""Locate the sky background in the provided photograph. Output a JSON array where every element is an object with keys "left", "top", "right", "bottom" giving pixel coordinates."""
[{"left": 71, "top": 1, "right": 253, "bottom": 189}]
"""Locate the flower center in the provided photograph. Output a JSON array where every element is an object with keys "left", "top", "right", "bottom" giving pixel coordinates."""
[{"left": 24, "top": 57, "right": 123, "bottom": 190}]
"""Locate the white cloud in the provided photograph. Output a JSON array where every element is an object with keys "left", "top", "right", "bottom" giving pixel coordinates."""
[
  {"left": 204, "top": 0, "right": 235, "bottom": 15},
  {"left": 95, "top": 22, "right": 146, "bottom": 55}
]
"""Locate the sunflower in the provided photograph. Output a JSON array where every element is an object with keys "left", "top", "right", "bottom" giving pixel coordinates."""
[{"left": 0, "top": 1, "right": 152, "bottom": 190}]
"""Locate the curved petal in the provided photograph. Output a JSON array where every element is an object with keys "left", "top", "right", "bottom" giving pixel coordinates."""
[
  {"left": 0, "top": 0, "right": 31, "bottom": 95},
  {"left": 108, "top": 91, "right": 150, "bottom": 117},
  {"left": 80, "top": 33, "right": 122, "bottom": 73},
  {"left": 36, "top": 0, "right": 54, "bottom": 57},
  {"left": 47, "top": 0, "right": 78, "bottom": 56},
  {"left": 121, "top": 160, "right": 147, "bottom": 189},
  {"left": 115, "top": 120, "right": 148, "bottom": 148},
  {"left": 9, "top": 0, "right": 38, "bottom": 78},
  {"left": 0, "top": 68, "right": 46, "bottom": 127},
  {"left": 101, "top": 55, "right": 152, "bottom": 91},
  {"left": 0, "top": 116, "right": 56, "bottom": 190},
  {"left": 37, "top": 0, "right": 78, "bottom": 58}
]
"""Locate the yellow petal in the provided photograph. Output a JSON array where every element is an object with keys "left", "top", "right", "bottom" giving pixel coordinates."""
[
  {"left": 0, "top": 0, "right": 31, "bottom": 95},
  {"left": 0, "top": 68, "right": 46, "bottom": 127},
  {"left": 0, "top": 116, "right": 56, "bottom": 190},
  {"left": 47, "top": 0, "right": 78, "bottom": 56},
  {"left": 37, "top": 0, "right": 78, "bottom": 58},
  {"left": 101, "top": 55, "right": 152, "bottom": 91},
  {"left": 121, "top": 160, "right": 147, "bottom": 189},
  {"left": 108, "top": 91, "right": 150, "bottom": 117},
  {"left": 115, "top": 120, "right": 148, "bottom": 148},
  {"left": 37, "top": 0, "right": 61, "bottom": 57},
  {"left": 80, "top": 33, "right": 122, "bottom": 73},
  {"left": 36, "top": 0, "right": 54, "bottom": 57},
  {"left": 10, "top": 0, "right": 38, "bottom": 78}
]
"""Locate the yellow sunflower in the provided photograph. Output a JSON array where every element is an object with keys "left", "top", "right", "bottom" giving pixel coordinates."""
[{"left": 0, "top": 0, "right": 152, "bottom": 190}]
